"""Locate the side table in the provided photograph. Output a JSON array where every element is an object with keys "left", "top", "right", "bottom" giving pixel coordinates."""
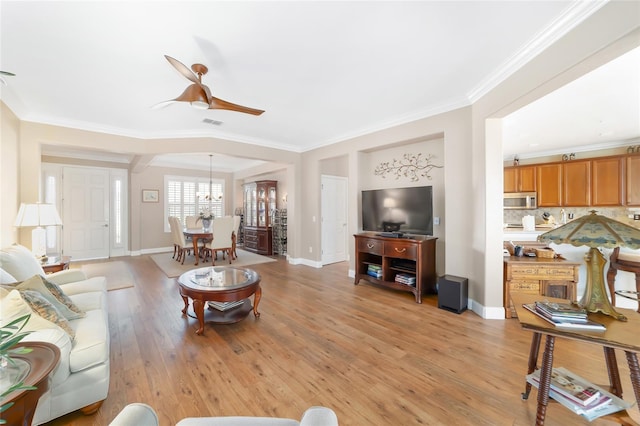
[
  {"left": 41, "top": 256, "right": 71, "bottom": 274},
  {"left": 1, "top": 342, "right": 60, "bottom": 426}
]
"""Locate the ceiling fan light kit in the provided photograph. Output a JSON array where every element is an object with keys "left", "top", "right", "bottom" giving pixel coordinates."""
[{"left": 158, "top": 55, "right": 264, "bottom": 116}]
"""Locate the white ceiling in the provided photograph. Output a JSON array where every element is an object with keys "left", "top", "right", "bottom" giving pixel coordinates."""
[{"left": 1, "top": 1, "right": 637, "bottom": 171}]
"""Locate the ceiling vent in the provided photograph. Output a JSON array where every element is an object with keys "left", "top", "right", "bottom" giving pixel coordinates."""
[{"left": 202, "top": 118, "right": 223, "bottom": 126}]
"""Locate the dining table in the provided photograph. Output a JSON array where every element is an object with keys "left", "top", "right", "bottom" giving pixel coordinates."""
[{"left": 183, "top": 228, "right": 213, "bottom": 266}]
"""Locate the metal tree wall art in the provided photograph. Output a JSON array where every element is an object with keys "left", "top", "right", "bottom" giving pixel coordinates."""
[{"left": 374, "top": 153, "right": 443, "bottom": 182}]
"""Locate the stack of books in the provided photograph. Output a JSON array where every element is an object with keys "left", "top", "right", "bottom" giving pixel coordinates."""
[
  {"left": 395, "top": 273, "right": 416, "bottom": 287},
  {"left": 522, "top": 301, "right": 606, "bottom": 331},
  {"left": 526, "top": 367, "right": 632, "bottom": 421},
  {"left": 208, "top": 300, "right": 245, "bottom": 312},
  {"left": 367, "top": 264, "right": 382, "bottom": 279}
]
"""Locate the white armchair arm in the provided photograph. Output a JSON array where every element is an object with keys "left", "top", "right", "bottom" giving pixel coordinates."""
[
  {"left": 109, "top": 403, "right": 159, "bottom": 426},
  {"left": 300, "top": 407, "right": 339, "bottom": 426}
]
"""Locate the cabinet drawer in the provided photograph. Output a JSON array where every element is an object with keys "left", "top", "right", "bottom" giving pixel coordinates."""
[
  {"left": 508, "top": 265, "right": 575, "bottom": 280},
  {"left": 384, "top": 241, "right": 417, "bottom": 260},
  {"left": 358, "top": 238, "right": 383, "bottom": 255},
  {"left": 508, "top": 280, "right": 540, "bottom": 293}
]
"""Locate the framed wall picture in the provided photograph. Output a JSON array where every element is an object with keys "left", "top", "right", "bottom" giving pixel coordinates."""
[{"left": 142, "top": 189, "right": 159, "bottom": 203}]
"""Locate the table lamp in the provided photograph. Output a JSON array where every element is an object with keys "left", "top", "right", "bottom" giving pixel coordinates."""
[
  {"left": 14, "top": 203, "right": 63, "bottom": 261},
  {"left": 537, "top": 210, "right": 640, "bottom": 321}
]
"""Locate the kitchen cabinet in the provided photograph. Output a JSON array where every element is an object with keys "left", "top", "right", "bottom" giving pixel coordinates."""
[
  {"left": 592, "top": 157, "right": 624, "bottom": 206},
  {"left": 562, "top": 160, "right": 591, "bottom": 206},
  {"left": 536, "top": 164, "right": 562, "bottom": 207},
  {"left": 504, "top": 166, "right": 536, "bottom": 193},
  {"left": 243, "top": 180, "right": 277, "bottom": 255},
  {"left": 627, "top": 154, "right": 640, "bottom": 206},
  {"left": 506, "top": 153, "right": 636, "bottom": 207}
]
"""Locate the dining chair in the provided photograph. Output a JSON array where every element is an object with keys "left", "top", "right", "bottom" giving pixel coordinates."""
[
  {"left": 170, "top": 216, "right": 192, "bottom": 264},
  {"left": 168, "top": 216, "right": 179, "bottom": 259},
  {"left": 185, "top": 215, "right": 199, "bottom": 228},
  {"left": 232, "top": 215, "right": 241, "bottom": 259},
  {"left": 203, "top": 217, "right": 234, "bottom": 265}
]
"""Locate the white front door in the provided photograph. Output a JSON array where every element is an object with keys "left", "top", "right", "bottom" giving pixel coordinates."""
[
  {"left": 62, "top": 166, "right": 110, "bottom": 260},
  {"left": 321, "top": 175, "right": 348, "bottom": 265}
]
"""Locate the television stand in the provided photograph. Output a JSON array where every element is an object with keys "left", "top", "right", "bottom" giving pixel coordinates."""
[{"left": 354, "top": 232, "right": 437, "bottom": 303}]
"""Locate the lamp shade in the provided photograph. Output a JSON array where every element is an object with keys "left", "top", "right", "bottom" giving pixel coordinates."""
[
  {"left": 537, "top": 210, "right": 640, "bottom": 249},
  {"left": 537, "top": 210, "right": 640, "bottom": 321},
  {"left": 14, "top": 203, "right": 62, "bottom": 227}
]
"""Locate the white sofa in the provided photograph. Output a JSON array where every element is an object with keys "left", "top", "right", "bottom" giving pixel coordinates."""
[
  {"left": 0, "top": 244, "right": 110, "bottom": 425},
  {"left": 109, "top": 403, "right": 339, "bottom": 426}
]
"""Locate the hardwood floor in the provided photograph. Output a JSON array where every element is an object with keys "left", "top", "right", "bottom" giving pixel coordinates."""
[{"left": 46, "top": 255, "right": 639, "bottom": 425}]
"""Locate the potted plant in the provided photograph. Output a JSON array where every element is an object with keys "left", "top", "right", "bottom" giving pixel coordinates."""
[{"left": 0, "top": 314, "right": 35, "bottom": 424}]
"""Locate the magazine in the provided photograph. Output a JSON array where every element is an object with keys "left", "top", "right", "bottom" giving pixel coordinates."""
[
  {"left": 523, "top": 303, "right": 606, "bottom": 331},
  {"left": 526, "top": 368, "right": 633, "bottom": 421}
]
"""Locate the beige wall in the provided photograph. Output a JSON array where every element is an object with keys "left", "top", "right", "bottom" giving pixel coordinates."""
[
  {"left": 1, "top": 103, "right": 20, "bottom": 247},
  {"left": 4, "top": 1, "right": 639, "bottom": 317}
]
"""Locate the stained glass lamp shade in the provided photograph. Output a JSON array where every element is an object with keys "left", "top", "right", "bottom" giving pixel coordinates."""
[{"left": 537, "top": 211, "right": 640, "bottom": 321}]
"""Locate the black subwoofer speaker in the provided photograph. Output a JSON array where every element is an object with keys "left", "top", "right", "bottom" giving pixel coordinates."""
[{"left": 437, "top": 275, "right": 468, "bottom": 314}]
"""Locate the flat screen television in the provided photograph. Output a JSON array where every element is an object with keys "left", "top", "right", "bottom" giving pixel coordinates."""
[{"left": 361, "top": 186, "right": 433, "bottom": 236}]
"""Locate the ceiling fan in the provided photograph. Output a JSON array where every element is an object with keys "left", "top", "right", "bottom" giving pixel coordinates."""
[
  {"left": 154, "top": 55, "right": 264, "bottom": 116},
  {"left": 0, "top": 70, "right": 15, "bottom": 85}
]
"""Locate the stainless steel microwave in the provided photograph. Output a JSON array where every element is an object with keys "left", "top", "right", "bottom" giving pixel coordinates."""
[{"left": 503, "top": 192, "right": 537, "bottom": 210}]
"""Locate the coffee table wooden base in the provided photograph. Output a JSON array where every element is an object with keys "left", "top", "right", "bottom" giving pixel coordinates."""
[{"left": 182, "top": 296, "right": 261, "bottom": 333}]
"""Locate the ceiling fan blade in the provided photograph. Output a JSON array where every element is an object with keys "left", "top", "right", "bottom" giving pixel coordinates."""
[
  {"left": 151, "top": 100, "right": 177, "bottom": 109},
  {"left": 0, "top": 70, "right": 16, "bottom": 76},
  {"left": 164, "top": 55, "right": 201, "bottom": 85},
  {"left": 209, "top": 97, "right": 265, "bottom": 116}
]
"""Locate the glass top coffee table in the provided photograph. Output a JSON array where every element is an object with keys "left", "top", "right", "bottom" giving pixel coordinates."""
[{"left": 177, "top": 266, "right": 261, "bottom": 335}]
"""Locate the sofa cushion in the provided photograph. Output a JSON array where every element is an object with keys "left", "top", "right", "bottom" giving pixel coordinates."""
[
  {"left": 5, "top": 275, "right": 85, "bottom": 320},
  {"left": 69, "top": 309, "right": 109, "bottom": 373},
  {"left": 69, "top": 291, "right": 105, "bottom": 313},
  {"left": 19, "top": 290, "right": 76, "bottom": 339},
  {"left": 0, "top": 244, "right": 45, "bottom": 281},
  {"left": 0, "top": 267, "right": 17, "bottom": 285}
]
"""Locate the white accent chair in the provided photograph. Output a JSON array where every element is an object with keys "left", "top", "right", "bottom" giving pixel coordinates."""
[
  {"left": 109, "top": 403, "right": 339, "bottom": 426},
  {"left": 203, "top": 216, "right": 234, "bottom": 264}
]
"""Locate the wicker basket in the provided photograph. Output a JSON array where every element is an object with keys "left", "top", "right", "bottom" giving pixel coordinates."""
[{"left": 535, "top": 248, "right": 555, "bottom": 258}]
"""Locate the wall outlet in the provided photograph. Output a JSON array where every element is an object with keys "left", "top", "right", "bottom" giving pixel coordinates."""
[
  {"left": 309, "top": 246, "right": 313, "bottom": 253},
  {"left": 434, "top": 217, "right": 440, "bottom": 225}
]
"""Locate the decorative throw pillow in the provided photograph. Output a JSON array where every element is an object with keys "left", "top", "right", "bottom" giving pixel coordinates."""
[
  {"left": 40, "top": 275, "right": 85, "bottom": 316},
  {"left": 4, "top": 275, "right": 85, "bottom": 320},
  {"left": 0, "top": 244, "right": 45, "bottom": 281},
  {"left": 19, "top": 290, "right": 75, "bottom": 339},
  {"left": 0, "top": 268, "right": 17, "bottom": 285}
]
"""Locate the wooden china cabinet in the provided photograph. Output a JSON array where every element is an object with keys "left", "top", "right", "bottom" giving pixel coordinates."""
[{"left": 243, "top": 180, "right": 277, "bottom": 255}]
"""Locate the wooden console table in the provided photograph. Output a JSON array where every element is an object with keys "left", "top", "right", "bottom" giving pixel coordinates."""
[
  {"left": 41, "top": 256, "right": 71, "bottom": 274},
  {"left": 1, "top": 342, "right": 60, "bottom": 426},
  {"left": 607, "top": 247, "right": 640, "bottom": 313},
  {"left": 504, "top": 256, "right": 580, "bottom": 318},
  {"left": 512, "top": 293, "right": 640, "bottom": 425},
  {"left": 353, "top": 233, "right": 437, "bottom": 304}
]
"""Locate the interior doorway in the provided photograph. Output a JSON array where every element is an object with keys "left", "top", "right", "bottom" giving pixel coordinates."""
[{"left": 321, "top": 175, "right": 348, "bottom": 265}]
